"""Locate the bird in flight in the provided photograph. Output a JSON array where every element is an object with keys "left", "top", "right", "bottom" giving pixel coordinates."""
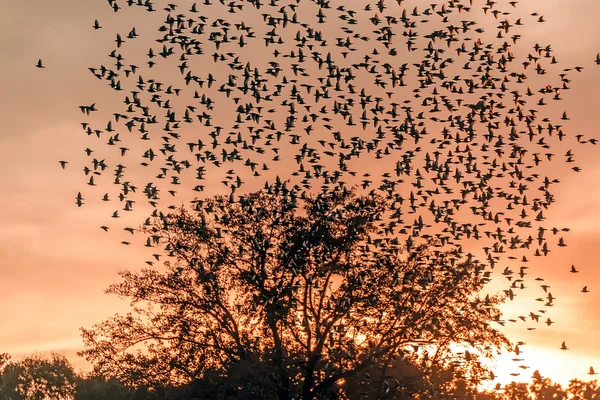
[
  {"left": 75, "top": 192, "right": 84, "bottom": 207},
  {"left": 570, "top": 265, "right": 579, "bottom": 273},
  {"left": 36, "top": 59, "right": 45, "bottom": 68}
]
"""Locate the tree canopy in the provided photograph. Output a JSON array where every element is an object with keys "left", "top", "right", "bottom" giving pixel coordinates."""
[
  {"left": 0, "top": 353, "right": 76, "bottom": 400},
  {"left": 79, "top": 184, "right": 510, "bottom": 399}
]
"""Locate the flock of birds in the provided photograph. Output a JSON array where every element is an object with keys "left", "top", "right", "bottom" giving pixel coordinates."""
[{"left": 39, "top": 0, "right": 600, "bottom": 386}]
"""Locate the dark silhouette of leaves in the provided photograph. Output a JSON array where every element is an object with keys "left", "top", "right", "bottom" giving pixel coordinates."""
[{"left": 79, "top": 183, "right": 510, "bottom": 399}]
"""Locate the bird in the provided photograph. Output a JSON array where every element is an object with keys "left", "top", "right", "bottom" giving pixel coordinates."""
[
  {"left": 59, "top": 161, "right": 68, "bottom": 169},
  {"left": 36, "top": 59, "right": 45, "bottom": 68},
  {"left": 540, "top": 284, "right": 550, "bottom": 293},
  {"left": 570, "top": 265, "right": 579, "bottom": 273},
  {"left": 590, "top": 366, "right": 598, "bottom": 375},
  {"left": 75, "top": 192, "right": 84, "bottom": 207},
  {"left": 93, "top": 19, "right": 102, "bottom": 29},
  {"left": 582, "top": 286, "right": 589, "bottom": 293},
  {"left": 560, "top": 341, "right": 568, "bottom": 350}
]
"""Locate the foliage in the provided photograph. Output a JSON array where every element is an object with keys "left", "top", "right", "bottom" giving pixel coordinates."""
[
  {"left": 344, "top": 350, "right": 495, "bottom": 399},
  {"left": 565, "top": 379, "right": 600, "bottom": 399},
  {"left": 494, "top": 371, "right": 600, "bottom": 400},
  {"left": 529, "top": 370, "right": 566, "bottom": 400},
  {"left": 0, "top": 351, "right": 599, "bottom": 400},
  {"left": 0, "top": 353, "right": 76, "bottom": 400},
  {"left": 498, "top": 381, "right": 531, "bottom": 400},
  {"left": 79, "top": 184, "right": 510, "bottom": 399},
  {"left": 73, "top": 375, "right": 134, "bottom": 400}
]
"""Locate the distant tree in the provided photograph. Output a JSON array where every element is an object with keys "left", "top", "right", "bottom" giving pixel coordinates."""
[
  {"left": 566, "top": 378, "right": 600, "bottom": 399},
  {"left": 79, "top": 184, "right": 510, "bottom": 399},
  {"left": 0, "top": 353, "right": 76, "bottom": 400},
  {"left": 0, "top": 354, "right": 9, "bottom": 370},
  {"left": 0, "top": 353, "right": 12, "bottom": 399},
  {"left": 498, "top": 373, "right": 600, "bottom": 400},
  {"left": 528, "top": 370, "right": 565, "bottom": 400},
  {"left": 502, "top": 382, "right": 531, "bottom": 400}
]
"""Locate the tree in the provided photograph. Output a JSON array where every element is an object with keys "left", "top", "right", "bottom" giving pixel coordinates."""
[
  {"left": 0, "top": 353, "right": 76, "bottom": 400},
  {"left": 566, "top": 378, "right": 600, "bottom": 399},
  {"left": 79, "top": 184, "right": 511, "bottom": 399},
  {"left": 502, "top": 382, "right": 531, "bottom": 400},
  {"left": 74, "top": 375, "right": 134, "bottom": 400},
  {"left": 528, "top": 370, "right": 565, "bottom": 400},
  {"left": 0, "top": 353, "right": 12, "bottom": 399},
  {"left": 343, "top": 355, "right": 426, "bottom": 399},
  {"left": 343, "top": 349, "right": 498, "bottom": 400}
]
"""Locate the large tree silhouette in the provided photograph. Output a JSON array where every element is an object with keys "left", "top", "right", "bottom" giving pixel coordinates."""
[{"left": 80, "top": 183, "right": 510, "bottom": 399}]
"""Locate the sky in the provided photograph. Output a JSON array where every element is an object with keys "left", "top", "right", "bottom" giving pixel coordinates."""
[{"left": 0, "top": 0, "right": 600, "bottom": 390}]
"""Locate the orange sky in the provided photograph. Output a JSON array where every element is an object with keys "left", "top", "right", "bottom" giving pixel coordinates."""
[{"left": 1, "top": 0, "right": 600, "bottom": 390}]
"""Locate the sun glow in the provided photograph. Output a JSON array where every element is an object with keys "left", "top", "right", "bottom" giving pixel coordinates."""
[{"left": 482, "top": 346, "right": 600, "bottom": 391}]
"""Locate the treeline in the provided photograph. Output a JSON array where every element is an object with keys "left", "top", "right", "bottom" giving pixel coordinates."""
[
  {"left": 0, "top": 352, "right": 598, "bottom": 399},
  {"left": 5, "top": 190, "right": 595, "bottom": 399}
]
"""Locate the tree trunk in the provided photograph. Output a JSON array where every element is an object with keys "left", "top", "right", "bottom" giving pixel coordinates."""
[
  {"left": 267, "top": 313, "right": 290, "bottom": 400},
  {"left": 301, "top": 356, "right": 318, "bottom": 400}
]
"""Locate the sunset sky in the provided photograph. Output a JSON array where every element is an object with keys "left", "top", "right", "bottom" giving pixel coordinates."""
[{"left": 1, "top": 0, "right": 600, "bottom": 391}]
